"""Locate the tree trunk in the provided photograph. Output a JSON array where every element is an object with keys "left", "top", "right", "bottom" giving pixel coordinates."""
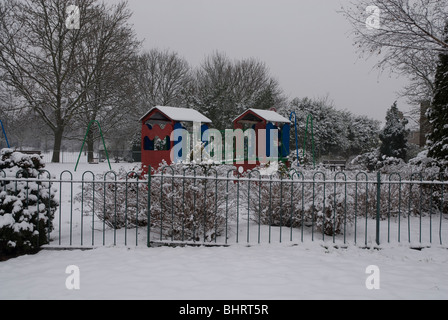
[
  {"left": 87, "top": 129, "right": 95, "bottom": 163},
  {"left": 51, "top": 128, "right": 64, "bottom": 163}
]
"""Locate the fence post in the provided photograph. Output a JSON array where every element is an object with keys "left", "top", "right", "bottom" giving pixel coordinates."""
[
  {"left": 147, "top": 167, "right": 152, "bottom": 248},
  {"left": 376, "top": 171, "right": 381, "bottom": 246}
]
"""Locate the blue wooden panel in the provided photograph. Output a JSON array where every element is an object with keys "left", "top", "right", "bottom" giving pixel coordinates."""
[
  {"left": 144, "top": 136, "right": 154, "bottom": 151},
  {"left": 265, "top": 122, "right": 276, "bottom": 158},
  {"left": 201, "top": 124, "right": 209, "bottom": 148},
  {"left": 281, "top": 124, "right": 291, "bottom": 157},
  {"left": 173, "top": 122, "right": 185, "bottom": 161}
]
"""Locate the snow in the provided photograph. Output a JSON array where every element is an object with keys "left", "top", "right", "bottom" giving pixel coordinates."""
[
  {"left": 235, "top": 109, "right": 292, "bottom": 124},
  {"left": 1, "top": 162, "right": 448, "bottom": 300},
  {"left": 13, "top": 221, "right": 33, "bottom": 233},
  {"left": 140, "top": 106, "right": 213, "bottom": 124},
  {"left": 0, "top": 243, "right": 447, "bottom": 300},
  {"left": 0, "top": 213, "right": 14, "bottom": 228}
]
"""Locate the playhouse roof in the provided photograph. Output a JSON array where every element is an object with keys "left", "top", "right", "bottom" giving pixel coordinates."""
[
  {"left": 233, "top": 108, "right": 291, "bottom": 124},
  {"left": 140, "top": 106, "right": 213, "bottom": 124}
]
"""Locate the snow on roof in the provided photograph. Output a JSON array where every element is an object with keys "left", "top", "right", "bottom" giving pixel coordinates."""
[
  {"left": 140, "top": 106, "right": 213, "bottom": 123},
  {"left": 234, "top": 108, "right": 291, "bottom": 124}
]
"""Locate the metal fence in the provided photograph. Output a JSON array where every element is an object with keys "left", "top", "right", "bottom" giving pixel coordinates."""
[{"left": 1, "top": 167, "right": 447, "bottom": 248}]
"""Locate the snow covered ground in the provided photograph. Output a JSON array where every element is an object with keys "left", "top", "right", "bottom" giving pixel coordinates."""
[
  {"left": 1, "top": 162, "right": 448, "bottom": 300},
  {"left": 0, "top": 242, "right": 447, "bottom": 300}
]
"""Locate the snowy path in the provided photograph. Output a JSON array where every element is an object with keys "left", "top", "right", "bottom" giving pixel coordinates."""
[{"left": 0, "top": 243, "right": 447, "bottom": 300}]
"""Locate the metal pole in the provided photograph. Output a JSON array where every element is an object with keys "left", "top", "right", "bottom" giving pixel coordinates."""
[
  {"left": 0, "top": 120, "right": 10, "bottom": 148},
  {"left": 289, "top": 112, "right": 300, "bottom": 167},
  {"left": 147, "top": 167, "right": 152, "bottom": 248},
  {"left": 376, "top": 171, "right": 381, "bottom": 246},
  {"left": 303, "top": 114, "right": 316, "bottom": 169}
]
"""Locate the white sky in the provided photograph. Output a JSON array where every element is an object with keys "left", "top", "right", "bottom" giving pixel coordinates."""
[{"left": 116, "top": 0, "right": 413, "bottom": 123}]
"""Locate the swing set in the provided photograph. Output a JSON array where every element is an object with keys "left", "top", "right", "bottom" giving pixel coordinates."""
[
  {"left": 289, "top": 112, "right": 315, "bottom": 169},
  {"left": 289, "top": 111, "right": 316, "bottom": 169},
  {"left": 75, "top": 120, "right": 111, "bottom": 172}
]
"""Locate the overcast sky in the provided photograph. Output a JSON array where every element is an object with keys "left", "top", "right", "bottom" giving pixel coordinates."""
[{"left": 115, "top": 0, "right": 413, "bottom": 123}]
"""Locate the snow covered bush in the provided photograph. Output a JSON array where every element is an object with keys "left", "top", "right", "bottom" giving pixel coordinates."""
[
  {"left": 76, "top": 162, "right": 236, "bottom": 242},
  {"left": 0, "top": 149, "right": 58, "bottom": 256},
  {"left": 241, "top": 166, "right": 355, "bottom": 236},
  {"left": 406, "top": 153, "right": 447, "bottom": 216},
  {"left": 243, "top": 163, "right": 447, "bottom": 237},
  {"left": 242, "top": 170, "right": 298, "bottom": 229},
  {"left": 350, "top": 148, "right": 406, "bottom": 172},
  {"left": 309, "top": 182, "right": 355, "bottom": 236},
  {"left": 409, "top": 150, "right": 448, "bottom": 177},
  {"left": 151, "top": 162, "right": 235, "bottom": 242},
  {"left": 77, "top": 167, "right": 149, "bottom": 229},
  {"left": 350, "top": 149, "right": 379, "bottom": 171},
  {"left": 76, "top": 149, "right": 447, "bottom": 244},
  {"left": 288, "top": 149, "right": 313, "bottom": 168}
]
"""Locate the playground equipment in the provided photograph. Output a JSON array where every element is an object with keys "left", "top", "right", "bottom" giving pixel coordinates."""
[
  {"left": 232, "top": 108, "right": 291, "bottom": 172},
  {"left": 303, "top": 114, "right": 316, "bottom": 168},
  {"left": 138, "top": 106, "right": 317, "bottom": 172},
  {"left": 139, "top": 107, "right": 291, "bottom": 173},
  {"left": 0, "top": 120, "right": 10, "bottom": 148},
  {"left": 75, "top": 120, "right": 111, "bottom": 172},
  {"left": 140, "top": 106, "right": 212, "bottom": 173},
  {"left": 289, "top": 112, "right": 316, "bottom": 169},
  {"left": 289, "top": 112, "right": 299, "bottom": 167}
]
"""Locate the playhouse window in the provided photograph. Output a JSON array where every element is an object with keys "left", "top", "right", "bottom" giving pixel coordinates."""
[
  {"left": 143, "top": 136, "right": 154, "bottom": 151},
  {"left": 143, "top": 136, "right": 170, "bottom": 151},
  {"left": 154, "top": 136, "right": 170, "bottom": 151},
  {"left": 146, "top": 111, "right": 171, "bottom": 124},
  {"left": 239, "top": 113, "right": 263, "bottom": 125}
]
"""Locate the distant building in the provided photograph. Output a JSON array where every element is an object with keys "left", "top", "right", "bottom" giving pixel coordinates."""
[
  {"left": 407, "top": 101, "right": 431, "bottom": 147},
  {"left": 408, "top": 130, "right": 420, "bottom": 146}
]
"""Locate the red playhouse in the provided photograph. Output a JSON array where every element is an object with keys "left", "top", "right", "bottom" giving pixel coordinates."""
[
  {"left": 232, "top": 108, "right": 291, "bottom": 172},
  {"left": 140, "top": 106, "right": 212, "bottom": 173}
]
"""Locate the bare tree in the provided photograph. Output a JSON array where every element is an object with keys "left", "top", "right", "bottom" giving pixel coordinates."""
[
  {"left": 342, "top": 0, "right": 448, "bottom": 105},
  {"left": 187, "top": 52, "right": 285, "bottom": 130},
  {"left": 133, "top": 49, "right": 192, "bottom": 113},
  {"left": 72, "top": 1, "right": 141, "bottom": 163},
  {"left": 0, "top": 0, "right": 140, "bottom": 162},
  {"left": 0, "top": 0, "right": 98, "bottom": 162}
]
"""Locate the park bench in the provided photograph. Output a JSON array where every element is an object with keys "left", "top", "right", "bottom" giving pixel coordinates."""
[
  {"left": 19, "top": 150, "right": 42, "bottom": 156},
  {"left": 322, "top": 160, "right": 347, "bottom": 171}
]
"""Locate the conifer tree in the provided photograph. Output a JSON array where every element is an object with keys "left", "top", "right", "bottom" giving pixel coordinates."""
[
  {"left": 427, "top": 25, "right": 448, "bottom": 165},
  {"left": 379, "top": 102, "right": 408, "bottom": 161}
]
